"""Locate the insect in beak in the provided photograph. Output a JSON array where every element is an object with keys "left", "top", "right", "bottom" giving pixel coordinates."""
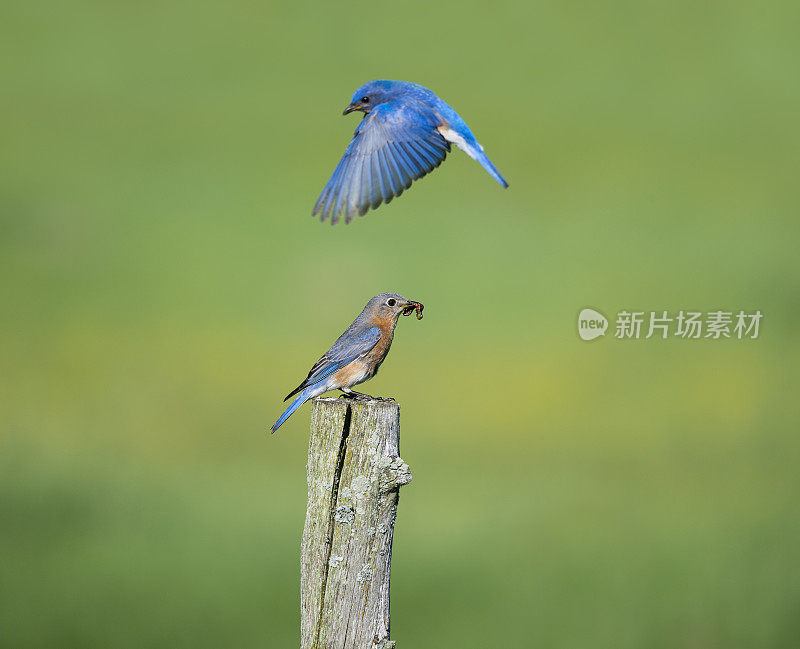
[{"left": 401, "top": 301, "right": 424, "bottom": 320}]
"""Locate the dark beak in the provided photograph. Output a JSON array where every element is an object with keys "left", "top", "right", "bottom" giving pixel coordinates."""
[{"left": 342, "top": 104, "right": 358, "bottom": 115}]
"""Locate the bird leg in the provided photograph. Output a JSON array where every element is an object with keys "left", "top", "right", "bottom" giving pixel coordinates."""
[{"left": 339, "top": 389, "right": 395, "bottom": 402}]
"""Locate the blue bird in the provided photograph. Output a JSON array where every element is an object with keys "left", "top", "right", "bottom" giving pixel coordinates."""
[
  {"left": 313, "top": 80, "right": 508, "bottom": 224},
  {"left": 270, "top": 293, "right": 424, "bottom": 434}
]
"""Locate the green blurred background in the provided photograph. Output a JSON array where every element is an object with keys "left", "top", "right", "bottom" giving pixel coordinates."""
[{"left": 2, "top": 1, "right": 799, "bottom": 647}]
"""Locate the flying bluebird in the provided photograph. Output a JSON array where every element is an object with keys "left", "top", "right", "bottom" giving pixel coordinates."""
[
  {"left": 313, "top": 80, "right": 509, "bottom": 225},
  {"left": 270, "top": 293, "right": 424, "bottom": 434}
]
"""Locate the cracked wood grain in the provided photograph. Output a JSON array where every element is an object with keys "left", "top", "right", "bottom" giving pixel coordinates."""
[{"left": 300, "top": 397, "right": 412, "bottom": 649}]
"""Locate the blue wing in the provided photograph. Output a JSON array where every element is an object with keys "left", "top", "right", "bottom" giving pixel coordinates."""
[
  {"left": 283, "top": 326, "right": 382, "bottom": 400},
  {"left": 313, "top": 102, "right": 451, "bottom": 224}
]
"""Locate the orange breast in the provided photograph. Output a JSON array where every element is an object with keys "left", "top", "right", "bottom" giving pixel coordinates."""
[{"left": 362, "top": 315, "right": 395, "bottom": 377}]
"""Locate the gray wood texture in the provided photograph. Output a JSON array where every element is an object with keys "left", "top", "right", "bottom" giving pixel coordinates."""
[{"left": 300, "top": 397, "right": 412, "bottom": 649}]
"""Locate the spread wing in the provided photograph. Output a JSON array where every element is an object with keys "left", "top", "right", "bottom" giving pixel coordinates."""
[
  {"left": 313, "top": 101, "right": 451, "bottom": 224},
  {"left": 283, "top": 326, "right": 382, "bottom": 401}
]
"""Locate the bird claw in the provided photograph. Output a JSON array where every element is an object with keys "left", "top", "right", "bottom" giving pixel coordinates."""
[
  {"left": 339, "top": 391, "right": 395, "bottom": 402},
  {"left": 339, "top": 391, "right": 371, "bottom": 401},
  {"left": 352, "top": 394, "right": 376, "bottom": 401}
]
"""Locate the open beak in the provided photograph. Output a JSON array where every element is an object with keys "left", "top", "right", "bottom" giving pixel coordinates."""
[
  {"left": 401, "top": 300, "right": 424, "bottom": 320},
  {"left": 342, "top": 104, "right": 358, "bottom": 115}
]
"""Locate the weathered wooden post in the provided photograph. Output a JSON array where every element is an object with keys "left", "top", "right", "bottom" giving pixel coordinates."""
[{"left": 300, "top": 397, "right": 412, "bottom": 649}]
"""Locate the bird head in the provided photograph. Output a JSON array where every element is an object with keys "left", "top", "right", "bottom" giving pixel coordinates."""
[
  {"left": 343, "top": 80, "right": 400, "bottom": 115},
  {"left": 365, "top": 292, "right": 423, "bottom": 322}
]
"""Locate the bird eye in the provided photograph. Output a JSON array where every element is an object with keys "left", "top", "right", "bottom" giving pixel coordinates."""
[
  {"left": 361, "top": 96, "right": 370, "bottom": 103},
  {"left": 387, "top": 298, "right": 396, "bottom": 307}
]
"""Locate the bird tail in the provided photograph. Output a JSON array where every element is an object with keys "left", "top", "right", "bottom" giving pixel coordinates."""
[
  {"left": 270, "top": 387, "right": 314, "bottom": 434},
  {"left": 474, "top": 150, "right": 509, "bottom": 188}
]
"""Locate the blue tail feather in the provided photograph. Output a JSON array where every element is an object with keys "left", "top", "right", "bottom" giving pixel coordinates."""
[
  {"left": 476, "top": 151, "right": 509, "bottom": 188},
  {"left": 270, "top": 388, "right": 313, "bottom": 434}
]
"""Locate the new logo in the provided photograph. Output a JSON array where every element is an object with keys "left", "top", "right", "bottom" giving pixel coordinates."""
[{"left": 578, "top": 308, "right": 608, "bottom": 341}]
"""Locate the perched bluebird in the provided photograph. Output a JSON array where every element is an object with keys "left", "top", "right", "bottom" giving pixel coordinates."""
[
  {"left": 313, "top": 80, "right": 509, "bottom": 225},
  {"left": 270, "top": 293, "right": 424, "bottom": 434}
]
